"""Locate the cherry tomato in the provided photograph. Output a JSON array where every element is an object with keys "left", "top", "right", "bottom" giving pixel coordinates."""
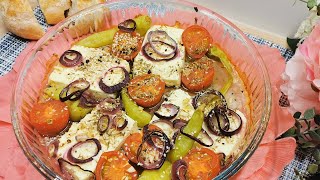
[
  {"left": 183, "top": 148, "right": 221, "bottom": 180},
  {"left": 122, "top": 132, "right": 143, "bottom": 164},
  {"left": 181, "top": 57, "right": 215, "bottom": 92},
  {"left": 29, "top": 100, "right": 69, "bottom": 136},
  {"left": 128, "top": 74, "right": 165, "bottom": 107},
  {"left": 112, "top": 30, "right": 142, "bottom": 61},
  {"left": 95, "top": 151, "right": 138, "bottom": 180},
  {"left": 182, "top": 25, "right": 212, "bottom": 59}
]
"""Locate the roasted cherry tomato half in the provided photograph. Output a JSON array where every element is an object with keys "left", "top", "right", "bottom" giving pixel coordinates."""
[
  {"left": 182, "top": 25, "right": 213, "bottom": 59},
  {"left": 181, "top": 57, "right": 215, "bottom": 92},
  {"left": 183, "top": 148, "right": 221, "bottom": 180},
  {"left": 29, "top": 100, "right": 69, "bottom": 136},
  {"left": 95, "top": 151, "right": 138, "bottom": 180},
  {"left": 112, "top": 30, "right": 142, "bottom": 61},
  {"left": 128, "top": 74, "right": 165, "bottom": 107},
  {"left": 122, "top": 132, "right": 143, "bottom": 164}
]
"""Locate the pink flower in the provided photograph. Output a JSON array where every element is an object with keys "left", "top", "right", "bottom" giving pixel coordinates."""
[{"left": 280, "top": 23, "right": 320, "bottom": 114}]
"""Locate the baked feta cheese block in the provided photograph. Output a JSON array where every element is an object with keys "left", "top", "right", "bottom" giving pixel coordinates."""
[
  {"left": 56, "top": 108, "right": 138, "bottom": 171},
  {"left": 48, "top": 45, "right": 130, "bottom": 98},
  {"left": 132, "top": 25, "right": 185, "bottom": 87}
]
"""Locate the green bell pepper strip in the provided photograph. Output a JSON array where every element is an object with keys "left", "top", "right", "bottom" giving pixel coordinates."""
[
  {"left": 138, "top": 161, "right": 172, "bottom": 180},
  {"left": 76, "top": 15, "right": 152, "bottom": 48},
  {"left": 167, "top": 105, "right": 205, "bottom": 163},
  {"left": 207, "top": 45, "right": 234, "bottom": 95},
  {"left": 121, "top": 89, "right": 152, "bottom": 127}
]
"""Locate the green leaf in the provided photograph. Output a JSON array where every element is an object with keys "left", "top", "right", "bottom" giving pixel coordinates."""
[
  {"left": 301, "top": 141, "right": 317, "bottom": 148},
  {"left": 315, "top": 114, "right": 320, "bottom": 125},
  {"left": 307, "top": 0, "right": 317, "bottom": 10},
  {"left": 313, "top": 149, "right": 320, "bottom": 161},
  {"left": 307, "top": 164, "right": 318, "bottom": 174},
  {"left": 294, "top": 111, "right": 302, "bottom": 119},
  {"left": 304, "top": 108, "right": 315, "bottom": 120},
  {"left": 287, "top": 38, "right": 301, "bottom": 52},
  {"left": 307, "top": 130, "right": 320, "bottom": 142},
  {"left": 282, "top": 127, "right": 296, "bottom": 138}
]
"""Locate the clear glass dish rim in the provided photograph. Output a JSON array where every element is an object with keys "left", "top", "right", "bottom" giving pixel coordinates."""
[{"left": 11, "top": 0, "right": 272, "bottom": 179}]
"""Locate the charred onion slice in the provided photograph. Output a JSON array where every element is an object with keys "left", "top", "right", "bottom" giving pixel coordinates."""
[
  {"left": 59, "top": 79, "right": 90, "bottom": 102},
  {"left": 79, "top": 91, "right": 104, "bottom": 108},
  {"left": 67, "top": 138, "right": 101, "bottom": 164},
  {"left": 172, "top": 159, "right": 188, "bottom": 180},
  {"left": 147, "top": 30, "right": 177, "bottom": 57},
  {"left": 137, "top": 131, "right": 170, "bottom": 170},
  {"left": 112, "top": 114, "right": 128, "bottom": 131},
  {"left": 97, "top": 98, "right": 122, "bottom": 115},
  {"left": 154, "top": 103, "right": 180, "bottom": 119},
  {"left": 206, "top": 106, "right": 242, "bottom": 136},
  {"left": 97, "top": 115, "right": 110, "bottom": 134},
  {"left": 99, "top": 67, "right": 129, "bottom": 93},
  {"left": 58, "top": 158, "right": 95, "bottom": 179},
  {"left": 59, "top": 50, "right": 83, "bottom": 67},
  {"left": 118, "top": 19, "right": 136, "bottom": 32},
  {"left": 192, "top": 89, "right": 228, "bottom": 109},
  {"left": 142, "top": 42, "right": 177, "bottom": 61},
  {"left": 180, "top": 126, "right": 213, "bottom": 147},
  {"left": 173, "top": 119, "right": 188, "bottom": 129}
]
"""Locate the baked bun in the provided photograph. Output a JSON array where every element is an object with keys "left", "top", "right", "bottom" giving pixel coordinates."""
[
  {"left": 3, "top": 0, "right": 45, "bottom": 40},
  {"left": 39, "top": 0, "right": 71, "bottom": 25},
  {"left": 68, "top": 0, "right": 105, "bottom": 16}
]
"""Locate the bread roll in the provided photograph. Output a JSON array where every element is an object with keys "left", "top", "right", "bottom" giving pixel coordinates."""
[
  {"left": 3, "top": 0, "right": 45, "bottom": 40},
  {"left": 67, "top": 0, "right": 106, "bottom": 38},
  {"left": 68, "top": 0, "right": 105, "bottom": 16},
  {"left": 39, "top": 0, "right": 71, "bottom": 25}
]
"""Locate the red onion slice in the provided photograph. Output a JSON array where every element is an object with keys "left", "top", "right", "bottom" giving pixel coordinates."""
[
  {"left": 192, "top": 89, "right": 228, "bottom": 109},
  {"left": 79, "top": 91, "right": 105, "bottom": 108},
  {"left": 118, "top": 19, "right": 136, "bottom": 32},
  {"left": 180, "top": 126, "right": 213, "bottom": 147},
  {"left": 172, "top": 159, "right": 188, "bottom": 180},
  {"left": 59, "top": 79, "right": 90, "bottom": 102},
  {"left": 142, "top": 42, "right": 177, "bottom": 61},
  {"left": 147, "top": 30, "right": 177, "bottom": 57},
  {"left": 58, "top": 158, "right": 95, "bottom": 179},
  {"left": 97, "top": 115, "right": 111, "bottom": 134},
  {"left": 67, "top": 138, "right": 101, "bottom": 164},
  {"left": 99, "top": 67, "right": 129, "bottom": 94},
  {"left": 154, "top": 103, "right": 180, "bottom": 119},
  {"left": 97, "top": 98, "right": 122, "bottom": 115},
  {"left": 173, "top": 119, "right": 187, "bottom": 129},
  {"left": 59, "top": 50, "right": 83, "bottom": 67},
  {"left": 137, "top": 131, "right": 170, "bottom": 170},
  {"left": 112, "top": 114, "right": 128, "bottom": 131},
  {"left": 206, "top": 106, "right": 242, "bottom": 136},
  {"left": 48, "top": 140, "right": 59, "bottom": 158}
]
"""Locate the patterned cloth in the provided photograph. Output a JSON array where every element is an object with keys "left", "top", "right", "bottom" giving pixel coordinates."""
[{"left": 0, "top": 6, "right": 312, "bottom": 180}]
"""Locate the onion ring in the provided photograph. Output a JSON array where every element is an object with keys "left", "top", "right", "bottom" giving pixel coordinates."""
[
  {"left": 59, "top": 50, "right": 83, "bottom": 67},
  {"left": 59, "top": 79, "right": 90, "bottom": 102}
]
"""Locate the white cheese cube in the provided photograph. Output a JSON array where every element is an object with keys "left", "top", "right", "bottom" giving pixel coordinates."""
[
  {"left": 56, "top": 109, "right": 138, "bottom": 172},
  {"left": 133, "top": 25, "right": 185, "bottom": 87},
  {"left": 48, "top": 45, "right": 130, "bottom": 98}
]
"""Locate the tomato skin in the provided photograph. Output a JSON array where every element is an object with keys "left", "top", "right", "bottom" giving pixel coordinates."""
[
  {"left": 29, "top": 100, "right": 69, "bottom": 136},
  {"left": 128, "top": 74, "right": 165, "bottom": 107},
  {"left": 122, "top": 132, "right": 143, "bottom": 164},
  {"left": 182, "top": 25, "right": 212, "bottom": 59},
  {"left": 181, "top": 57, "right": 215, "bottom": 92},
  {"left": 112, "top": 30, "right": 142, "bottom": 61},
  {"left": 95, "top": 151, "right": 138, "bottom": 180},
  {"left": 183, "top": 148, "right": 221, "bottom": 180}
]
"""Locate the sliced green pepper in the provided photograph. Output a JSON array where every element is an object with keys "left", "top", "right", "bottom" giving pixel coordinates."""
[
  {"left": 167, "top": 106, "right": 205, "bottom": 162},
  {"left": 76, "top": 15, "right": 152, "bottom": 48},
  {"left": 207, "top": 45, "right": 234, "bottom": 95},
  {"left": 76, "top": 27, "right": 118, "bottom": 48},
  {"left": 121, "top": 89, "right": 152, "bottom": 127},
  {"left": 66, "top": 100, "right": 92, "bottom": 122},
  {"left": 133, "top": 15, "right": 152, "bottom": 36},
  {"left": 138, "top": 161, "right": 172, "bottom": 180}
]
